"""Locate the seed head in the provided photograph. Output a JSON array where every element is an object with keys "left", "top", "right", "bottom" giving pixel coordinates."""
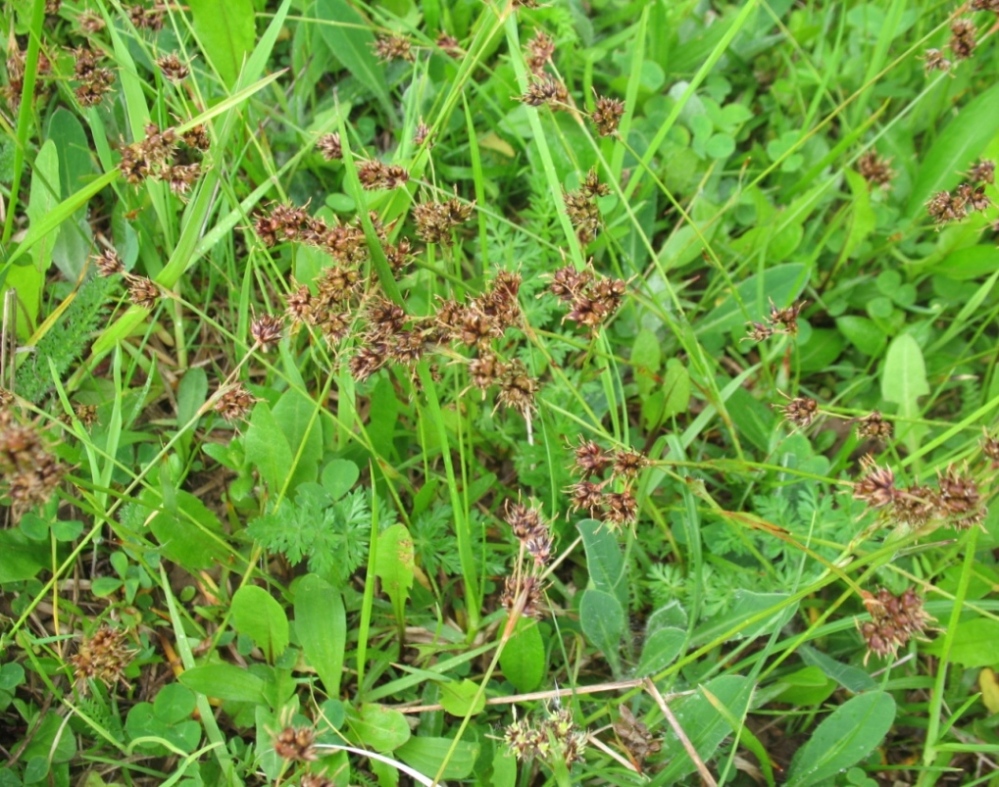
[
  {"left": 156, "top": 53, "right": 189, "bottom": 82},
  {"left": 853, "top": 457, "right": 898, "bottom": 509},
  {"left": 373, "top": 34, "right": 414, "bottom": 63},
  {"left": 183, "top": 124, "right": 211, "bottom": 151},
  {"left": 214, "top": 383, "right": 257, "bottom": 422},
  {"left": 922, "top": 48, "right": 952, "bottom": 73},
  {"left": 591, "top": 94, "right": 625, "bottom": 136},
  {"left": 926, "top": 190, "right": 967, "bottom": 224},
  {"left": 435, "top": 33, "right": 461, "bottom": 58},
  {"left": 937, "top": 466, "right": 986, "bottom": 530},
  {"left": 777, "top": 396, "right": 818, "bottom": 429},
  {"left": 521, "top": 76, "right": 568, "bottom": 109},
  {"left": 857, "top": 411, "right": 893, "bottom": 441},
  {"left": 567, "top": 480, "right": 605, "bottom": 517},
  {"left": 949, "top": 18, "right": 977, "bottom": 60},
  {"left": 525, "top": 30, "right": 555, "bottom": 76},
  {"left": 127, "top": 276, "right": 160, "bottom": 309},
  {"left": 273, "top": 726, "right": 317, "bottom": 762},
  {"left": 250, "top": 314, "right": 284, "bottom": 350},
  {"left": 611, "top": 448, "right": 647, "bottom": 481},
  {"left": 969, "top": 159, "right": 995, "bottom": 186},
  {"left": 856, "top": 150, "right": 894, "bottom": 189},
  {"left": 500, "top": 574, "right": 545, "bottom": 619},
  {"left": 603, "top": 489, "right": 638, "bottom": 527},
  {"left": 93, "top": 247, "right": 124, "bottom": 277},
  {"left": 69, "top": 624, "right": 135, "bottom": 692},
  {"left": 573, "top": 439, "right": 610, "bottom": 478},
  {"left": 496, "top": 359, "right": 539, "bottom": 416}
]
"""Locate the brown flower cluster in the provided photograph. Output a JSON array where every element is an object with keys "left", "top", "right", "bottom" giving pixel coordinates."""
[
  {"left": 506, "top": 500, "right": 554, "bottom": 568},
  {"left": 856, "top": 410, "right": 893, "bottom": 442},
  {"left": 1, "top": 39, "right": 52, "bottom": 110},
  {"left": 0, "top": 411, "right": 64, "bottom": 514},
  {"left": 563, "top": 169, "right": 610, "bottom": 244},
  {"left": 566, "top": 439, "right": 646, "bottom": 529},
  {"left": 971, "top": 0, "right": 999, "bottom": 11},
  {"left": 214, "top": 382, "right": 257, "bottom": 422},
  {"left": 505, "top": 706, "right": 586, "bottom": 768},
  {"left": 548, "top": 263, "right": 626, "bottom": 330},
  {"left": 118, "top": 122, "right": 207, "bottom": 195},
  {"left": 435, "top": 33, "right": 462, "bottom": 58},
  {"left": 72, "top": 45, "right": 115, "bottom": 107},
  {"left": 273, "top": 726, "right": 317, "bottom": 762},
  {"left": 982, "top": 431, "right": 999, "bottom": 468},
  {"left": 926, "top": 159, "right": 994, "bottom": 225},
  {"left": 776, "top": 395, "right": 819, "bottom": 430},
  {"left": 745, "top": 298, "right": 806, "bottom": 342},
  {"left": 93, "top": 247, "right": 124, "bottom": 277},
  {"left": 372, "top": 34, "right": 413, "bottom": 63},
  {"left": 126, "top": 2, "right": 165, "bottom": 31},
  {"left": 500, "top": 573, "right": 546, "bottom": 620},
  {"left": 949, "top": 18, "right": 977, "bottom": 60},
  {"left": 856, "top": 150, "right": 894, "bottom": 190},
  {"left": 859, "top": 587, "right": 931, "bottom": 662},
  {"left": 922, "top": 48, "right": 952, "bottom": 73},
  {"left": 521, "top": 75, "right": 569, "bottom": 110},
  {"left": 853, "top": 457, "right": 989, "bottom": 530},
  {"left": 68, "top": 624, "right": 135, "bottom": 691},
  {"left": 591, "top": 95, "right": 625, "bottom": 137},
  {"left": 356, "top": 159, "right": 410, "bottom": 190},
  {"left": 525, "top": 30, "right": 555, "bottom": 76},
  {"left": 156, "top": 53, "right": 189, "bottom": 82},
  {"left": 316, "top": 132, "right": 342, "bottom": 161},
  {"left": 411, "top": 194, "right": 474, "bottom": 245},
  {"left": 78, "top": 10, "right": 106, "bottom": 34}
]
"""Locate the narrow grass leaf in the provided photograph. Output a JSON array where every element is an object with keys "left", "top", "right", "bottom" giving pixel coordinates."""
[{"left": 785, "top": 691, "right": 895, "bottom": 787}]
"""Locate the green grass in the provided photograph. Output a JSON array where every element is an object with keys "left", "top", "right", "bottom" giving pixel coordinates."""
[{"left": 2, "top": 0, "right": 999, "bottom": 785}]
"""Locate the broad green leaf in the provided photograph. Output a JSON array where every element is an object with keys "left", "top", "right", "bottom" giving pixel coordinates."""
[
  {"left": 800, "top": 646, "right": 877, "bottom": 693},
  {"left": 578, "top": 519, "right": 627, "bottom": 606},
  {"left": 152, "top": 684, "right": 197, "bottom": 725},
  {"left": 922, "top": 617, "right": 999, "bottom": 667},
  {"left": 636, "top": 627, "right": 685, "bottom": 675},
  {"left": 579, "top": 589, "right": 625, "bottom": 675},
  {"left": 147, "top": 490, "right": 228, "bottom": 571},
  {"left": 907, "top": 83, "right": 999, "bottom": 217},
  {"left": 8, "top": 140, "right": 59, "bottom": 334},
  {"left": 0, "top": 529, "right": 48, "bottom": 583},
  {"left": 439, "top": 678, "right": 486, "bottom": 717},
  {"left": 374, "top": 524, "right": 415, "bottom": 624},
  {"left": 786, "top": 691, "right": 896, "bottom": 787},
  {"left": 272, "top": 387, "right": 324, "bottom": 488},
  {"left": 773, "top": 666, "right": 837, "bottom": 706},
  {"left": 836, "top": 315, "right": 885, "bottom": 356},
  {"left": 662, "top": 358, "right": 692, "bottom": 418},
  {"left": 46, "top": 108, "right": 94, "bottom": 281},
  {"left": 189, "top": 0, "right": 256, "bottom": 88},
  {"left": 882, "top": 333, "right": 929, "bottom": 403},
  {"left": 928, "top": 244, "right": 999, "bottom": 280},
  {"left": 659, "top": 675, "right": 755, "bottom": 783},
  {"left": 231, "top": 585, "right": 289, "bottom": 663},
  {"left": 321, "top": 458, "right": 360, "bottom": 500},
  {"left": 798, "top": 328, "right": 845, "bottom": 373},
  {"left": 244, "top": 402, "right": 294, "bottom": 493},
  {"left": 295, "top": 574, "right": 347, "bottom": 697},
  {"left": 348, "top": 703, "right": 411, "bottom": 752},
  {"left": 499, "top": 618, "right": 545, "bottom": 693},
  {"left": 396, "top": 736, "right": 480, "bottom": 781},
  {"left": 180, "top": 664, "right": 267, "bottom": 704},
  {"left": 315, "top": 0, "right": 392, "bottom": 117}
]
